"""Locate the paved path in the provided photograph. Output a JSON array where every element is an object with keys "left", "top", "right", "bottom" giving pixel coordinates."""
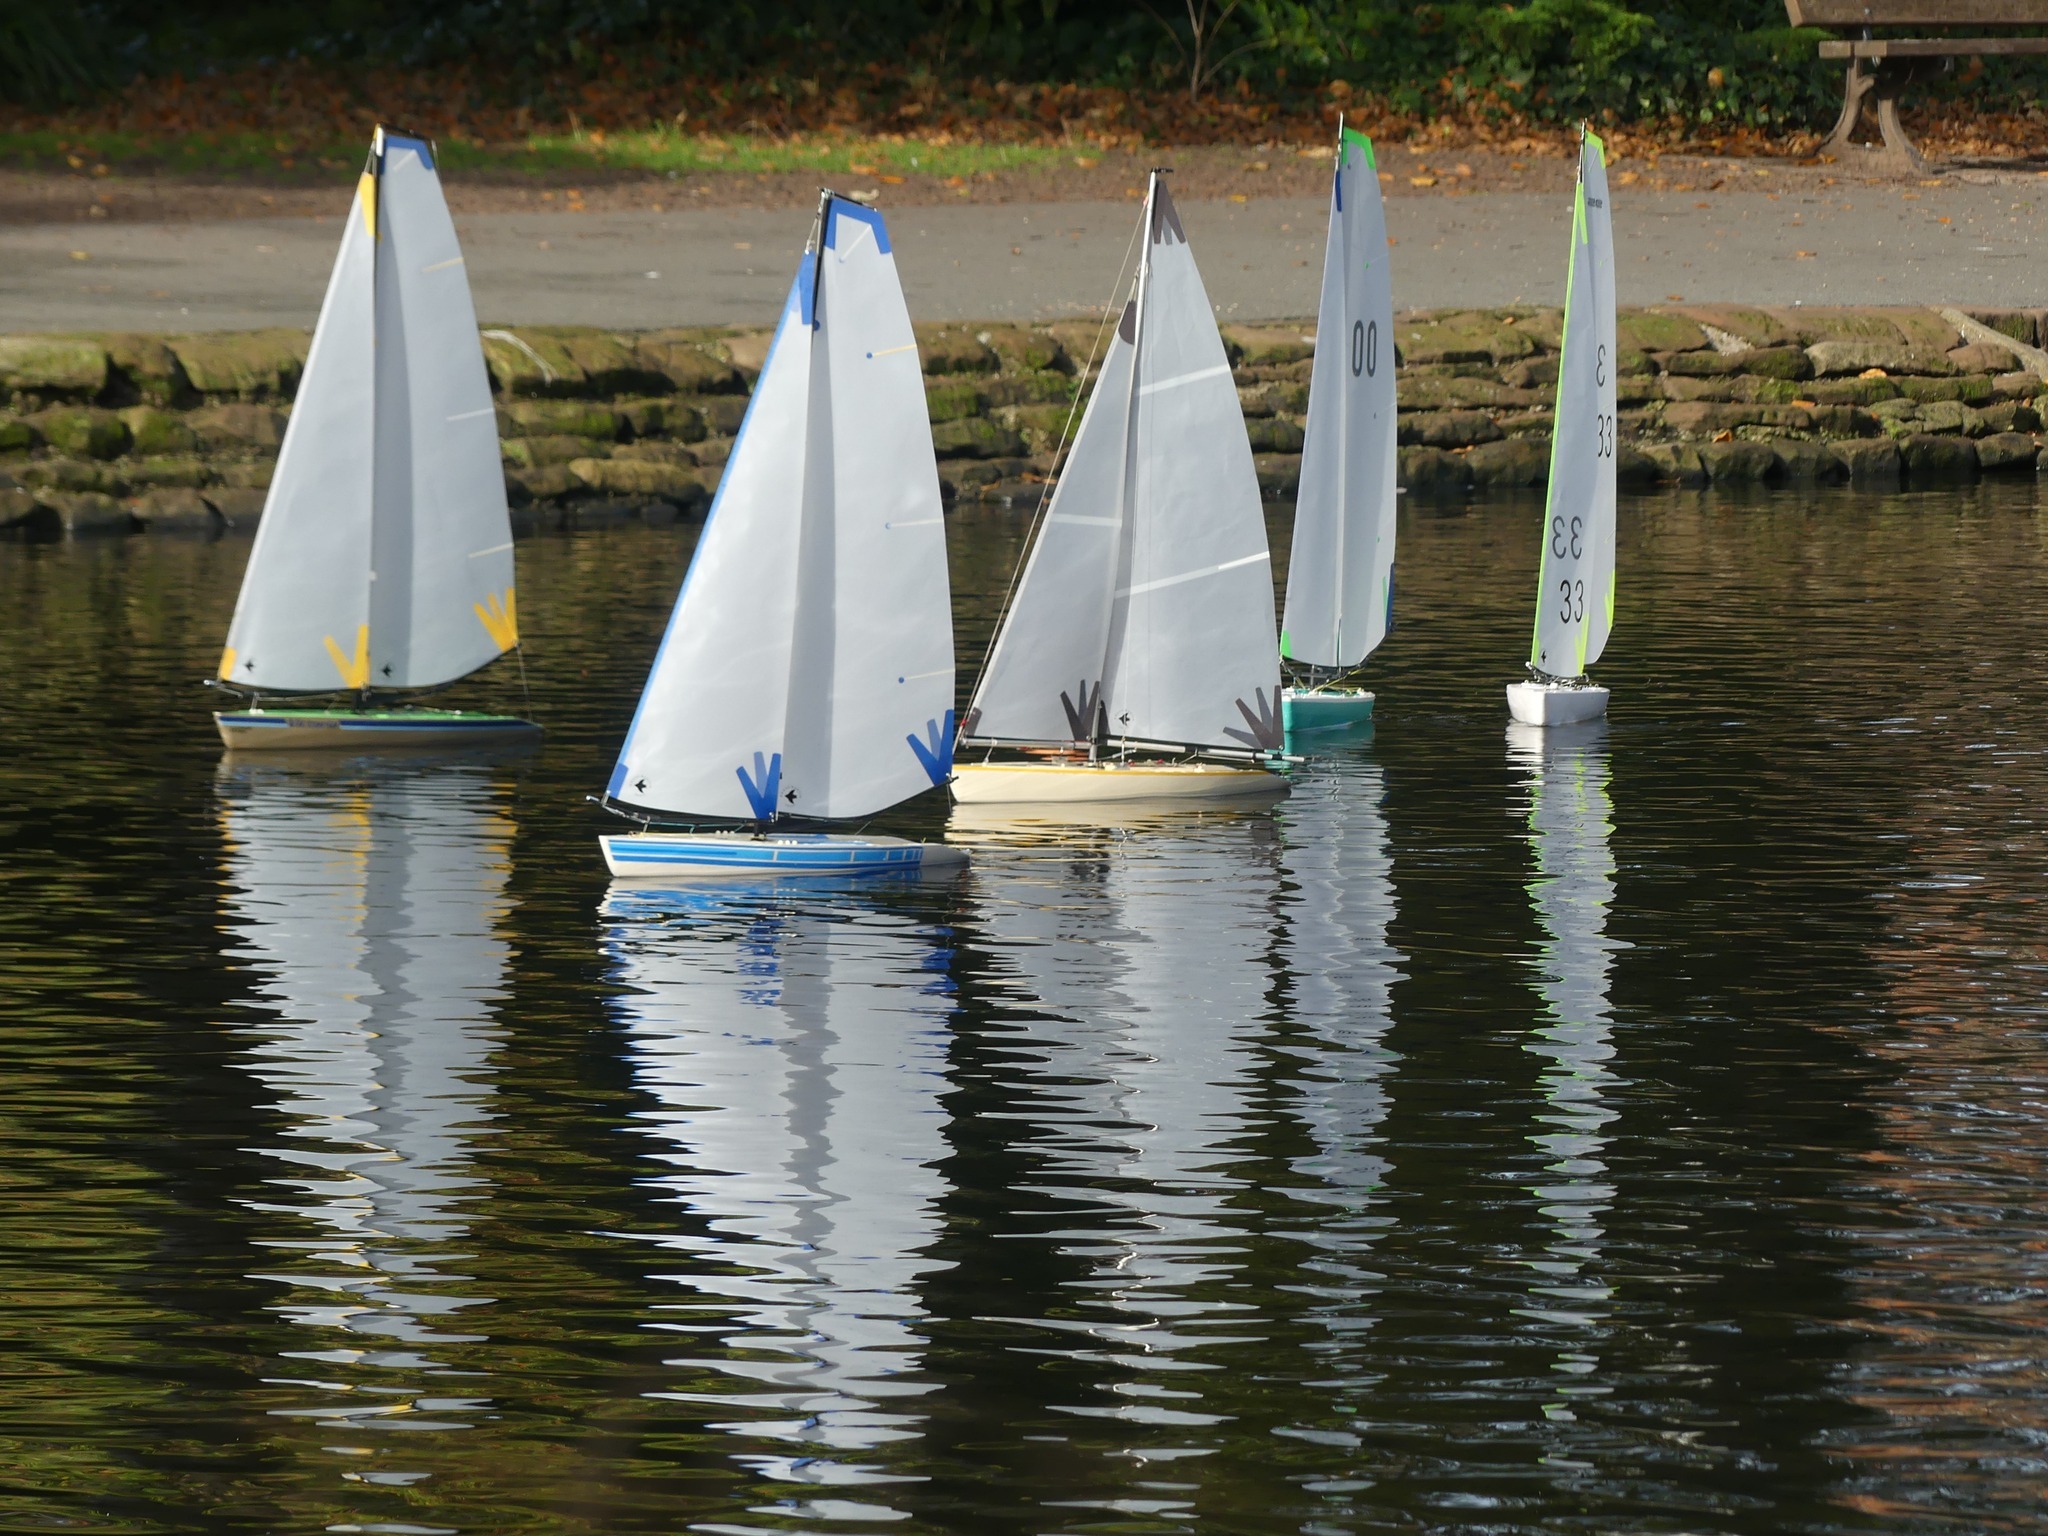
[{"left": 6, "top": 179, "right": 2044, "bottom": 331}]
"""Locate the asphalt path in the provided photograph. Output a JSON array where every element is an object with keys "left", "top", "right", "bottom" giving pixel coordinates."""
[{"left": 6, "top": 176, "right": 2045, "bottom": 331}]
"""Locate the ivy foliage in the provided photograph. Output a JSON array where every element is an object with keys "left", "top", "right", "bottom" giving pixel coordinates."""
[{"left": 32, "top": 0, "right": 2048, "bottom": 126}]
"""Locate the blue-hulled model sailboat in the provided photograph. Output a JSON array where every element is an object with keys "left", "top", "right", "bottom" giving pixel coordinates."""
[
  {"left": 213, "top": 127, "right": 537, "bottom": 751},
  {"left": 598, "top": 192, "right": 965, "bottom": 880},
  {"left": 1281, "top": 122, "right": 1399, "bottom": 736}
]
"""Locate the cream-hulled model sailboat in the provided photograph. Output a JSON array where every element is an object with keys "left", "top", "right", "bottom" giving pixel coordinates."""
[
  {"left": 953, "top": 173, "right": 1288, "bottom": 805},
  {"left": 1281, "top": 122, "right": 1398, "bottom": 736},
  {"left": 213, "top": 128, "right": 535, "bottom": 751},
  {"left": 1509, "top": 128, "right": 1618, "bottom": 728},
  {"left": 598, "top": 192, "right": 965, "bottom": 879}
]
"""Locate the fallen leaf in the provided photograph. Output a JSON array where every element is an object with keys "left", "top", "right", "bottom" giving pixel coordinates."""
[
  {"left": 1711, "top": 428, "right": 1734, "bottom": 442},
  {"left": 733, "top": 241, "right": 751, "bottom": 250},
  {"left": 1229, "top": 192, "right": 1247, "bottom": 203},
  {"left": 1859, "top": 367, "right": 1889, "bottom": 379},
  {"left": 878, "top": 173, "right": 905, "bottom": 184},
  {"left": 1937, "top": 215, "right": 1952, "bottom": 224},
  {"left": 1792, "top": 399, "right": 1817, "bottom": 408},
  {"left": 1454, "top": 162, "right": 1472, "bottom": 176},
  {"left": 1694, "top": 201, "right": 1710, "bottom": 209},
  {"left": 850, "top": 162, "right": 877, "bottom": 175},
  {"left": 1410, "top": 175, "right": 1437, "bottom": 187},
  {"left": 1666, "top": 293, "right": 1685, "bottom": 300},
  {"left": 1010, "top": 245, "right": 1022, "bottom": 254},
  {"left": 68, "top": 249, "right": 88, "bottom": 260},
  {"left": 1074, "top": 156, "right": 1099, "bottom": 168},
  {"left": 1794, "top": 249, "right": 1816, "bottom": 258}
]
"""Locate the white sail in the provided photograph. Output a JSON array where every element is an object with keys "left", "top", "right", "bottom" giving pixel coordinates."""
[
  {"left": 608, "top": 197, "right": 954, "bottom": 822},
  {"left": 218, "top": 128, "right": 517, "bottom": 694},
  {"left": 1283, "top": 126, "right": 1398, "bottom": 672},
  {"left": 219, "top": 762, "right": 512, "bottom": 1352},
  {"left": 1529, "top": 130, "right": 1618, "bottom": 679},
  {"left": 603, "top": 891, "right": 953, "bottom": 1454},
  {"left": 965, "top": 177, "right": 1282, "bottom": 754}
]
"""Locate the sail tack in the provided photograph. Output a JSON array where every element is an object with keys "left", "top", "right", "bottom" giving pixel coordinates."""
[
  {"left": 966, "top": 178, "right": 1281, "bottom": 754},
  {"left": 219, "top": 128, "right": 516, "bottom": 695},
  {"left": 607, "top": 196, "right": 955, "bottom": 823},
  {"left": 1284, "top": 126, "right": 1398, "bottom": 672},
  {"left": 1529, "top": 130, "right": 1618, "bottom": 679}
]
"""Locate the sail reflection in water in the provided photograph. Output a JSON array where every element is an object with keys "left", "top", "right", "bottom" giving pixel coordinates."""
[
  {"left": 603, "top": 886, "right": 956, "bottom": 1486},
  {"left": 962, "top": 811, "right": 1280, "bottom": 1454},
  {"left": 217, "top": 759, "right": 515, "bottom": 1424},
  {"left": 1508, "top": 721, "right": 1623, "bottom": 1367}
]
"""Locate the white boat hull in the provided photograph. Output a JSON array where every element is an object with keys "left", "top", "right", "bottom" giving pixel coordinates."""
[
  {"left": 1506, "top": 681, "right": 1609, "bottom": 727},
  {"left": 950, "top": 760, "right": 1288, "bottom": 805},
  {"left": 603, "top": 831, "right": 967, "bottom": 881}
]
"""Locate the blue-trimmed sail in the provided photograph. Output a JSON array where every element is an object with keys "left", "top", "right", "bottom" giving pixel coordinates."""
[{"left": 607, "top": 195, "right": 955, "bottom": 822}]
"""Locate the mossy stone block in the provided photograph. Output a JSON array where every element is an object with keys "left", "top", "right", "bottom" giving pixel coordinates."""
[
  {"left": 1254, "top": 453, "right": 1303, "bottom": 497},
  {"left": 40, "top": 490, "right": 132, "bottom": 535},
  {"left": 1663, "top": 349, "right": 1742, "bottom": 378},
  {"left": 978, "top": 325, "right": 1071, "bottom": 375},
  {"left": 1399, "top": 410, "right": 1500, "bottom": 449},
  {"left": 504, "top": 435, "right": 602, "bottom": 468},
  {"left": 1898, "top": 374, "right": 1995, "bottom": 405},
  {"left": 916, "top": 325, "right": 999, "bottom": 375},
  {"left": 931, "top": 416, "right": 1025, "bottom": 459},
  {"left": 925, "top": 380, "right": 987, "bottom": 423},
  {"left": 504, "top": 465, "right": 579, "bottom": 505},
  {"left": 1222, "top": 324, "right": 1317, "bottom": 366},
  {"left": 1398, "top": 311, "right": 1538, "bottom": 366},
  {"left": 1772, "top": 440, "right": 1848, "bottom": 482},
  {"left": 1831, "top": 436, "right": 1901, "bottom": 484},
  {"left": 132, "top": 487, "right": 220, "bottom": 530},
  {"left": 683, "top": 396, "right": 749, "bottom": 435},
  {"left": 22, "top": 458, "right": 122, "bottom": 493},
  {"left": 0, "top": 415, "right": 40, "bottom": 453},
  {"left": 120, "top": 406, "right": 198, "bottom": 455},
  {"left": 1465, "top": 436, "right": 1550, "bottom": 487},
  {"left": 1246, "top": 416, "right": 1306, "bottom": 453},
  {"left": 0, "top": 336, "right": 109, "bottom": 398},
  {"left": 505, "top": 400, "right": 621, "bottom": 440},
  {"left": 1003, "top": 403, "right": 1073, "bottom": 452},
  {"left": 1697, "top": 439, "right": 1778, "bottom": 483},
  {"left": 34, "top": 407, "right": 129, "bottom": 460},
  {"left": 1974, "top": 400, "right": 2041, "bottom": 435},
  {"left": 169, "top": 330, "right": 306, "bottom": 399},
  {"left": 481, "top": 328, "right": 585, "bottom": 397},
  {"left": 188, "top": 403, "right": 286, "bottom": 450},
  {"left": 100, "top": 335, "right": 191, "bottom": 406},
  {"left": 1618, "top": 312, "right": 1709, "bottom": 353},
  {"left": 569, "top": 457, "right": 709, "bottom": 504},
  {"left": 985, "top": 370, "right": 1077, "bottom": 408},
  {"left": 635, "top": 332, "right": 745, "bottom": 394},
  {"left": 1900, "top": 433, "right": 1978, "bottom": 478},
  {"left": 1975, "top": 431, "right": 2040, "bottom": 471},
  {"left": 127, "top": 456, "right": 213, "bottom": 488},
  {"left": 615, "top": 397, "right": 707, "bottom": 442},
  {"left": 1738, "top": 346, "right": 1813, "bottom": 381},
  {"left": 1641, "top": 443, "right": 1706, "bottom": 485},
  {"left": 1804, "top": 376, "right": 1898, "bottom": 406}
]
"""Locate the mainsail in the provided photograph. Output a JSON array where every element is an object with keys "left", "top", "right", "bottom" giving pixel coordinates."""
[
  {"left": 1529, "top": 129, "right": 1618, "bottom": 680},
  {"left": 965, "top": 174, "right": 1281, "bottom": 755},
  {"left": 606, "top": 195, "right": 955, "bottom": 822},
  {"left": 219, "top": 127, "right": 517, "bottom": 694},
  {"left": 1283, "top": 125, "right": 1398, "bottom": 672}
]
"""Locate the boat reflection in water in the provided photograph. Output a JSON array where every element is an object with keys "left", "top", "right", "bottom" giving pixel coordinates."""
[
  {"left": 954, "top": 803, "right": 1283, "bottom": 1466},
  {"left": 602, "top": 878, "right": 957, "bottom": 1495},
  {"left": 1507, "top": 720, "right": 1623, "bottom": 1387},
  {"left": 216, "top": 753, "right": 517, "bottom": 1432}
]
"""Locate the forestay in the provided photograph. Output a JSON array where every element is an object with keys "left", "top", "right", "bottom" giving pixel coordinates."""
[
  {"left": 1283, "top": 125, "right": 1398, "bottom": 672},
  {"left": 1529, "top": 129, "right": 1618, "bottom": 680},
  {"left": 966, "top": 176, "right": 1282, "bottom": 754},
  {"left": 607, "top": 195, "right": 955, "bottom": 823},
  {"left": 219, "top": 127, "right": 517, "bottom": 694}
]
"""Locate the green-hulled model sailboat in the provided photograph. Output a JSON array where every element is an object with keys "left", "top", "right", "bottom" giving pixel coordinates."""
[{"left": 212, "top": 126, "right": 538, "bottom": 751}]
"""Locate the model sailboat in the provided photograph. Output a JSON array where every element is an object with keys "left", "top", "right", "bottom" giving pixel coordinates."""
[
  {"left": 1281, "top": 123, "right": 1398, "bottom": 735},
  {"left": 1509, "top": 128, "right": 1617, "bottom": 728},
  {"left": 599, "top": 192, "right": 965, "bottom": 879},
  {"left": 953, "top": 173, "right": 1288, "bottom": 804},
  {"left": 213, "top": 127, "right": 536, "bottom": 751}
]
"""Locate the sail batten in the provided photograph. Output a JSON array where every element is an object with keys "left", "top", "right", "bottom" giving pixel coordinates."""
[
  {"left": 218, "top": 128, "right": 516, "bottom": 695},
  {"left": 965, "top": 176, "right": 1281, "bottom": 755},
  {"left": 608, "top": 195, "right": 954, "bottom": 824},
  {"left": 1529, "top": 130, "right": 1618, "bottom": 678},
  {"left": 1284, "top": 125, "right": 1398, "bottom": 671}
]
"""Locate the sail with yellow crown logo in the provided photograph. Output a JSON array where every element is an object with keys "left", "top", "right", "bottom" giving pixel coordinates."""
[{"left": 213, "top": 126, "right": 536, "bottom": 751}]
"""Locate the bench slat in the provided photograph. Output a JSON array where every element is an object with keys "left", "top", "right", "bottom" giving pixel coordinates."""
[
  {"left": 1818, "top": 35, "right": 2048, "bottom": 55},
  {"left": 1788, "top": 1, "right": 2048, "bottom": 25}
]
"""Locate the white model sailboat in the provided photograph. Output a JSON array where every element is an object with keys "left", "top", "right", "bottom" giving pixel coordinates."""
[
  {"left": 953, "top": 173, "right": 1288, "bottom": 804},
  {"left": 599, "top": 192, "right": 965, "bottom": 879},
  {"left": 1281, "top": 123, "right": 1398, "bottom": 736},
  {"left": 1509, "top": 128, "right": 1617, "bottom": 728},
  {"left": 213, "top": 127, "right": 536, "bottom": 751}
]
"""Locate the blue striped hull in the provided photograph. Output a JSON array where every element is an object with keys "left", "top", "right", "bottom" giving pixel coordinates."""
[{"left": 602, "top": 831, "right": 967, "bottom": 880}]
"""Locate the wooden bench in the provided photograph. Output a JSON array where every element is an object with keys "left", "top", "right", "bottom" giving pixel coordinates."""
[{"left": 1786, "top": 2, "right": 2048, "bottom": 174}]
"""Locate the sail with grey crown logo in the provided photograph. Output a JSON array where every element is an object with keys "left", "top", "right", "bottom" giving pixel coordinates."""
[{"left": 962, "top": 173, "right": 1282, "bottom": 756}]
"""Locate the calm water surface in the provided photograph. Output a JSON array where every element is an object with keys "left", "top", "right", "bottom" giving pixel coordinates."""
[{"left": 3, "top": 485, "right": 2048, "bottom": 1534}]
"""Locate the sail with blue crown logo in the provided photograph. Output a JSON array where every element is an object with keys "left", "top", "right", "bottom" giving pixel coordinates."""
[{"left": 605, "top": 194, "right": 955, "bottom": 823}]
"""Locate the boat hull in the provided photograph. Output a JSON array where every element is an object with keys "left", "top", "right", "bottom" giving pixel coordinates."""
[
  {"left": 950, "top": 760, "right": 1289, "bottom": 805},
  {"left": 602, "top": 831, "right": 967, "bottom": 880},
  {"left": 1282, "top": 686, "right": 1375, "bottom": 733},
  {"left": 215, "top": 709, "right": 542, "bottom": 751},
  {"left": 1505, "top": 681, "right": 1609, "bottom": 727}
]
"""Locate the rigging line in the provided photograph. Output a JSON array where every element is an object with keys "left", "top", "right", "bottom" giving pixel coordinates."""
[
  {"left": 513, "top": 640, "right": 533, "bottom": 715},
  {"left": 962, "top": 204, "right": 1147, "bottom": 727}
]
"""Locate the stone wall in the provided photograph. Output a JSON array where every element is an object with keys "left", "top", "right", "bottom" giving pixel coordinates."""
[{"left": 0, "top": 305, "right": 2041, "bottom": 536}]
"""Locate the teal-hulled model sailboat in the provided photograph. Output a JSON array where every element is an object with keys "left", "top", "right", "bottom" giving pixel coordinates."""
[
  {"left": 1509, "top": 127, "right": 1617, "bottom": 728},
  {"left": 212, "top": 127, "right": 538, "bottom": 751},
  {"left": 1280, "top": 122, "right": 1398, "bottom": 736}
]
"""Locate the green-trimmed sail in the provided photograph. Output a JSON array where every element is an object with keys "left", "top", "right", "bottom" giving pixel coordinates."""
[{"left": 1529, "top": 129, "right": 1618, "bottom": 678}]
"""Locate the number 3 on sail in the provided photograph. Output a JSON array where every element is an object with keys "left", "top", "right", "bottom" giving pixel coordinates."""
[{"left": 1509, "top": 127, "right": 1618, "bottom": 729}]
